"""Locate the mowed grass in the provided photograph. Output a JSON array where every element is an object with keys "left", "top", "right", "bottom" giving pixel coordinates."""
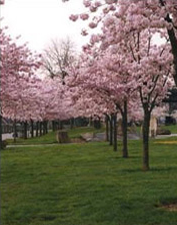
[
  {"left": 160, "top": 124, "right": 177, "bottom": 134},
  {"left": 1, "top": 138, "right": 177, "bottom": 225},
  {"left": 6, "top": 126, "right": 105, "bottom": 145},
  {"left": 6, "top": 124, "right": 177, "bottom": 145}
]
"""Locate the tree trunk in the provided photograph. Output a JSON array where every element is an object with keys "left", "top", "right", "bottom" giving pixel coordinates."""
[
  {"left": 142, "top": 109, "right": 151, "bottom": 171},
  {"left": 36, "top": 121, "right": 39, "bottom": 137},
  {"left": 58, "top": 120, "right": 63, "bottom": 130},
  {"left": 70, "top": 118, "right": 74, "bottom": 129},
  {"left": 43, "top": 121, "right": 46, "bottom": 135},
  {"left": 24, "top": 121, "right": 28, "bottom": 139},
  {"left": 159, "top": 0, "right": 177, "bottom": 86},
  {"left": 109, "top": 114, "right": 113, "bottom": 146},
  {"left": 52, "top": 120, "right": 56, "bottom": 131},
  {"left": 0, "top": 114, "right": 2, "bottom": 150},
  {"left": 13, "top": 119, "right": 17, "bottom": 143},
  {"left": 122, "top": 101, "right": 128, "bottom": 158},
  {"left": 94, "top": 118, "right": 101, "bottom": 129},
  {"left": 45, "top": 121, "right": 48, "bottom": 134},
  {"left": 167, "top": 29, "right": 177, "bottom": 86},
  {"left": 31, "top": 120, "right": 34, "bottom": 138},
  {"left": 39, "top": 122, "right": 42, "bottom": 136},
  {"left": 105, "top": 115, "right": 109, "bottom": 142},
  {"left": 113, "top": 114, "right": 118, "bottom": 151}
]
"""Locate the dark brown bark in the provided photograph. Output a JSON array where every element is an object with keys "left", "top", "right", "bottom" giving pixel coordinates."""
[
  {"left": 31, "top": 120, "right": 34, "bottom": 138},
  {"left": 113, "top": 114, "right": 118, "bottom": 152},
  {"left": 109, "top": 114, "right": 113, "bottom": 146},
  {"left": 13, "top": 119, "right": 17, "bottom": 143},
  {"left": 43, "top": 121, "right": 48, "bottom": 134},
  {"left": 159, "top": 0, "right": 177, "bottom": 86},
  {"left": 24, "top": 121, "right": 28, "bottom": 139},
  {"left": 167, "top": 28, "right": 177, "bottom": 86},
  {"left": 36, "top": 121, "right": 39, "bottom": 137},
  {"left": 43, "top": 121, "right": 46, "bottom": 135},
  {"left": 45, "top": 121, "right": 48, "bottom": 134},
  {"left": 142, "top": 108, "right": 151, "bottom": 171},
  {"left": 105, "top": 115, "right": 109, "bottom": 142},
  {"left": 52, "top": 120, "right": 56, "bottom": 131},
  {"left": 0, "top": 114, "right": 2, "bottom": 150},
  {"left": 122, "top": 101, "right": 128, "bottom": 158},
  {"left": 58, "top": 120, "right": 63, "bottom": 130},
  {"left": 70, "top": 118, "right": 74, "bottom": 129},
  {"left": 39, "top": 122, "right": 42, "bottom": 136}
]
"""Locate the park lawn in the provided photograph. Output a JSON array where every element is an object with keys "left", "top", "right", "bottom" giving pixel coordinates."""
[
  {"left": 1, "top": 139, "right": 177, "bottom": 225},
  {"left": 160, "top": 124, "right": 177, "bottom": 134},
  {"left": 6, "top": 126, "right": 105, "bottom": 145},
  {"left": 68, "top": 126, "right": 105, "bottom": 138},
  {"left": 6, "top": 124, "right": 177, "bottom": 145},
  {"left": 6, "top": 130, "right": 58, "bottom": 145}
]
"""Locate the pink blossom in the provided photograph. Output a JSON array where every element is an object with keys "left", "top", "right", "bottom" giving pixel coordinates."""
[
  {"left": 90, "top": 34, "right": 100, "bottom": 44},
  {"left": 69, "top": 14, "right": 79, "bottom": 22},
  {"left": 89, "top": 5, "right": 97, "bottom": 12},
  {"left": 80, "top": 13, "right": 89, "bottom": 20},
  {"left": 81, "top": 29, "right": 88, "bottom": 36},
  {"left": 83, "top": 0, "right": 91, "bottom": 7},
  {"left": 105, "top": 0, "right": 117, "bottom": 4},
  {"left": 89, "top": 22, "right": 97, "bottom": 29}
]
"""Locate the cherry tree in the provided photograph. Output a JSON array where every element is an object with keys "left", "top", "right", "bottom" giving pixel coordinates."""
[
  {"left": 64, "top": 0, "right": 175, "bottom": 170},
  {"left": 64, "top": 0, "right": 177, "bottom": 85},
  {"left": 66, "top": 49, "right": 134, "bottom": 154},
  {"left": 0, "top": 27, "right": 42, "bottom": 140}
]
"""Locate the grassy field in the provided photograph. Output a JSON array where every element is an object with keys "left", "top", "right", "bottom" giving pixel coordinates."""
[
  {"left": 160, "top": 124, "right": 177, "bottom": 134},
  {"left": 1, "top": 137, "right": 177, "bottom": 225},
  {"left": 6, "top": 124, "right": 177, "bottom": 146},
  {"left": 6, "top": 126, "right": 105, "bottom": 145}
]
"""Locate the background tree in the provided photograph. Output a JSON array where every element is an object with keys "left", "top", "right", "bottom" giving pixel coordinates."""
[{"left": 42, "top": 37, "right": 76, "bottom": 83}]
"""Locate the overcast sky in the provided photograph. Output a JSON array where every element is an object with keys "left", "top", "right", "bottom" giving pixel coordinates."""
[{"left": 1, "top": 0, "right": 90, "bottom": 53}]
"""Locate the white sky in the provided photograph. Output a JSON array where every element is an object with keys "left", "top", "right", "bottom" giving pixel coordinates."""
[{"left": 1, "top": 0, "right": 90, "bottom": 53}]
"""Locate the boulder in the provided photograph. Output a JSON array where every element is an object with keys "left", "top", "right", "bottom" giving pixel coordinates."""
[
  {"left": 157, "top": 128, "right": 171, "bottom": 135},
  {"left": 56, "top": 130, "right": 70, "bottom": 143},
  {"left": 80, "top": 132, "right": 94, "bottom": 142},
  {"left": 93, "top": 133, "right": 106, "bottom": 141}
]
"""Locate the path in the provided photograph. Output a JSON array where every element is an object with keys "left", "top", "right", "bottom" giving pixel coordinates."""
[{"left": 2, "top": 133, "right": 13, "bottom": 140}]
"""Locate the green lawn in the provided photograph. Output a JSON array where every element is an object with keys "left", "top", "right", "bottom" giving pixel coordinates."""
[
  {"left": 6, "top": 124, "right": 177, "bottom": 145},
  {"left": 6, "top": 126, "right": 105, "bottom": 145},
  {"left": 160, "top": 124, "right": 177, "bottom": 134},
  {"left": 6, "top": 130, "right": 57, "bottom": 145},
  {"left": 1, "top": 138, "right": 177, "bottom": 225}
]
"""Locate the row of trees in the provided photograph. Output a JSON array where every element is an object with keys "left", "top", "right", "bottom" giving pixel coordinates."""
[
  {"left": 1, "top": 0, "right": 177, "bottom": 171},
  {"left": 64, "top": 0, "right": 177, "bottom": 170}
]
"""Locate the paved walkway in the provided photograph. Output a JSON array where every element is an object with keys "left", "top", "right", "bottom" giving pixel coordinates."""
[
  {"left": 2, "top": 133, "right": 13, "bottom": 140},
  {"left": 6, "top": 143, "right": 60, "bottom": 148}
]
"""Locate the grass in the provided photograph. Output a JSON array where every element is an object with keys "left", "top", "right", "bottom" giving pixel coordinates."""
[
  {"left": 6, "top": 130, "right": 57, "bottom": 145},
  {"left": 1, "top": 137, "right": 177, "bottom": 225},
  {"left": 6, "top": 126, "right": 105, "bottom": 145},
  {"left": 6, "top": 124, "right": 177, "bottom": 146},
  {"left": 160, "top": 124, "right": 177, "bottom": 134}
]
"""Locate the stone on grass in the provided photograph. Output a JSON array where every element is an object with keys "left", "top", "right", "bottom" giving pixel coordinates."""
[
  {"left": 80, "top": 133, "right": 94, "bottom": 142},
  {"left": 157, "top": 128, "right": 171, "bottom": 135},
  {"left": 56, "top": 130, "right": 70, "bottom": 143}
]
